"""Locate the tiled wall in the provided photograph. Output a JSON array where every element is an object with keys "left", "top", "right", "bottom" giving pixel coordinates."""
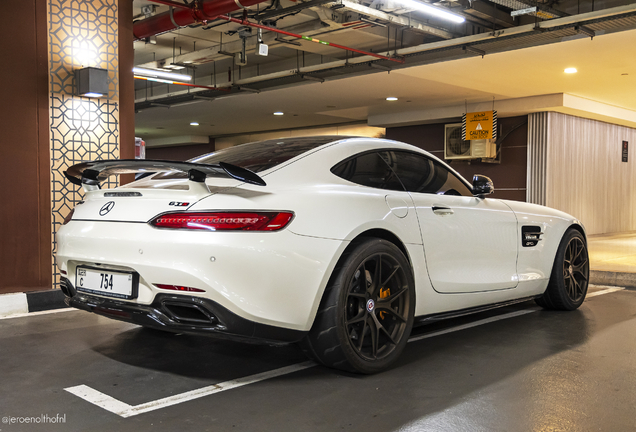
[{"left": 48, "top": 0, "right": 120, "bottom": 286}]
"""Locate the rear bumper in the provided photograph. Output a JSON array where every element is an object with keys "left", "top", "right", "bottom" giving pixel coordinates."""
[
  {"left": 56, "top": 221, "right": 345, "bottom": 331},
  {"left": 60, "top": 277, "right": 306, "bottom": 344}
]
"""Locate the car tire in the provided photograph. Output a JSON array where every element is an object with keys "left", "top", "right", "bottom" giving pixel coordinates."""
[
  {"left": 535, "top": 228, "right": 589, "bottom": 311},
  {"left": 300, "top": 238, "right": 415, "bottom": 374}
]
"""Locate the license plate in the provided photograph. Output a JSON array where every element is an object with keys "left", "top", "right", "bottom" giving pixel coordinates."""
[{"left": 76, "top": 267, "right": 137, "bottom": 299}]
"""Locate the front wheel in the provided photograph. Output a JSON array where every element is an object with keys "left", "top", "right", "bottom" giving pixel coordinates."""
[
  {"left": 301, "top": 238, "right": 415, "bottom": 374},
  {"left": 536, "top": 228, "right": 589, "bottom": 311}
]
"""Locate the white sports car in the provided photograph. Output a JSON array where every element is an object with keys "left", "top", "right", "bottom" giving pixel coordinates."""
[{"left": 57, "top": 136, "right": 589, "bottom": 374}]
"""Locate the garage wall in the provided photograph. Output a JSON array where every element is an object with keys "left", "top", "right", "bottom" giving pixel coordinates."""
[
  {"left": 386, "top": 116, "right": 529, "bottom": 202},
  {"left": 0, "top": 0, "right": 52, "bottom": 294},
  {"left": 214, "top": 124, "right": 386, "bottom": 150},
  {"left": 543, "top": 112, "right": 636, "bottom": 235},
  {"left": 146, "top": 142, "right": 216, "bottom": 161}
]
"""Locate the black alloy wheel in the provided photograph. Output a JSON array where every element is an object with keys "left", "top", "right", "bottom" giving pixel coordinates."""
[
  {"left": 300, "top": 238, "right": 415, "bottom": 374},
  {"left": 344, "top": 253, "right": 410, "bottom": 362},
  {"left": 562, "top": 235, "right": 588, "bottom": 303},
  {"left": 536, "top": 228, "right": 589, "bottom": 311}
]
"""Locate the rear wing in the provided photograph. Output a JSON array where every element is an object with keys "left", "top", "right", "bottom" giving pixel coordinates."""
[{"left": 64, "top": 159, "right": 266, "bottom": 191}]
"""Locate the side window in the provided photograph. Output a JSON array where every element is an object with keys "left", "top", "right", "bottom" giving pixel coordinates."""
[
  {"left": 383, "top": 151, "right": 473, "bottom": 197},
  {"left": 331, "top": 152, "right": 405, "bottom": 191}
]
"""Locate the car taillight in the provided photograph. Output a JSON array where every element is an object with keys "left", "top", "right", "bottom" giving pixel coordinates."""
[
  {"left": 63, "top": 208, "right": 75, "bottom": 225},
  {"left": 155, "top": 284, "right": 206, "bottom": 293},
  {"left": 149, "top": 211, "right": 294, "bottom": 231}
]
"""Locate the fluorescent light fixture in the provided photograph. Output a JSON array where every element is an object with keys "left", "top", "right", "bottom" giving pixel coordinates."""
[
  {"left": 82, "top": 92, "right": 104, "bottom": 98},
  {"left": 190, "top": 122, "right": 199, "bottom": 126},
  {"left": 132, "top": 67, "right": 192, "bottom": 81},
  {"left": 386, "top": 97, "right": 398, "bottom": 101},
  {"left": 564, "top": 67, "right": 577, "bottom": 74},
  {"left": 395, "top": 0, "right": 465, "bottom": 23},
  {"left": 273, "top": 112, "right": 284, "bottom": 116}
]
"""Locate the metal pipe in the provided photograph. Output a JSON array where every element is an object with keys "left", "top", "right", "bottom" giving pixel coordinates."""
[
  {"left": 217, "top": 15, "right": 404, "bottom": 63},
  {"left": 133, "top": 0, "right": 270, "bottom": 40}
]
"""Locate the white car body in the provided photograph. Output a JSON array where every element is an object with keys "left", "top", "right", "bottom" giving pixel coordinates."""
[{"left": 57, "top": 137, "right": 584, "bottom": 345}]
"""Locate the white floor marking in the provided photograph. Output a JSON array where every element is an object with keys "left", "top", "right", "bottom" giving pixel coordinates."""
[
  {"left": 586, "top": 287, "right": 625, "bottom": 297},
  {"left": 65, "top": 361, "right": 317, "bottom": 418},
  {"left": 0, "top": 307, "right": 75, "bottom": 320},
  {"left": 65, "top": 384, "right": 132, "bottom": 415},
  {"left": 64, "top": 286, "right": 627, "bottom": 418}
]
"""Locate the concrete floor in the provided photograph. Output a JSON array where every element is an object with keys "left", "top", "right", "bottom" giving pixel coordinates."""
[
  {"left": 588, "top": 231, "right": 636, "bottom": 273},
  {"left": 1, "top": 285, "right": 635, "bottom": 432}
]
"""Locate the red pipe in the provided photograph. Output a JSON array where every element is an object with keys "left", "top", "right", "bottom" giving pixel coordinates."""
[
  {"left": 135, "top": 0, "right": 403, "bottom": 64},
  {"left": 133, "top": 0, "right": 269, "bottom": 40},
  {"left": 217, "top": 15, "right": 405, "bottom": 64}
]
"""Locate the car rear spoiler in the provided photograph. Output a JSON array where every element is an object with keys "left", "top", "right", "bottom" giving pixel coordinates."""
[{"left": 64, "top": 159, "right": 266, "bottom": 191}]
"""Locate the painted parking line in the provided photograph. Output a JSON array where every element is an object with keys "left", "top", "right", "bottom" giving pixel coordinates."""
[
  {"left": 0, "top": 307, "right": 75, "bottom": 320},
  {"left": 65, "top": 361, "right": 317, "bottom": 418},
  {"left": 64, "top": 286, "right": 627, "bottom": 418},
  {"left": 586, "top": 286, "right": 625, "bottom": 298}
]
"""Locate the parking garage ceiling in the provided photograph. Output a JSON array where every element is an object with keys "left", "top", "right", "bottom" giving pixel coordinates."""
[{"left": 132, "top": 0, "right": 636, "bottom": 141}]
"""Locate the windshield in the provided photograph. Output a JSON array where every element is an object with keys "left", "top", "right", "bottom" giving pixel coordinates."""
[{"left": 153, "top": 136, "right": 346, "bottom": 180}]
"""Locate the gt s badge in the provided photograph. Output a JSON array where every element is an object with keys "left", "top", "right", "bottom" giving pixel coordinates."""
[
  {"left": 169, "top": 202, "right": 189, "bottom": 207},
  {"left": 99, "top": 201, "right": 115, "bottom": 216}
]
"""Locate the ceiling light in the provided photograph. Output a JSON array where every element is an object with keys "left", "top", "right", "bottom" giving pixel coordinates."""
[
  {"left": 394, "top": 0, "right": 465, "bottom": 23},
  {"left": 132, "top": 67, "right": 192, "bottom": 81},
  {"left": 564, "top": 67, "right": 577, "bottom": 74},
  {"left": 273, "top": 112, "right": 284, "bottom": 116},
  {"left": 190, "top": 122, "right": 199, "bottom": 126},
  {"left": 386, "top": 97, "right": 398, "bottom": 101}
]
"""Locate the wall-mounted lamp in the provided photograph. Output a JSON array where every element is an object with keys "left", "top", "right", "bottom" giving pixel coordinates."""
[{"left": 75, "top": 67, "right": 108, "bottom": 98}]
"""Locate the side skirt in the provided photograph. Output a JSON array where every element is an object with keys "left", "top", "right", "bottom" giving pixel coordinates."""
[{"left": 413, "top": 295, "right": 540, "bottom": 326}]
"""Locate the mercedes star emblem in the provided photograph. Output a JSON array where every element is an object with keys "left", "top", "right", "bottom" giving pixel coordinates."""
[{"left": 99, "top": 201, "right": 115, "bottom": 216}]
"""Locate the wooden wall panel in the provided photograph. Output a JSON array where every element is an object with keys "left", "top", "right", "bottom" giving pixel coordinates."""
[
  {"left": 0, "top": 0, "right": 52, "bottom": 294},
  {"left": 546, "top": 112, "right": 636, "bottom": 235}
]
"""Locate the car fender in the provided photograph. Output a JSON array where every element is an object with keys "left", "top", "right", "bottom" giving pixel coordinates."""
[{"left": 501, "top": 199, "right": 586, "bottom": 284}]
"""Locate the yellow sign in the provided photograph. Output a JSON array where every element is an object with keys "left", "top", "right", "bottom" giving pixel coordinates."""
[{"left": 462, "top": 111, "right": 497, "bottom": 140}]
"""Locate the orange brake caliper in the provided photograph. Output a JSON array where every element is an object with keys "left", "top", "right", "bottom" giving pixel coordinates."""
[{"left": 378, "top": 288, "right": 390, "bottom": 319}]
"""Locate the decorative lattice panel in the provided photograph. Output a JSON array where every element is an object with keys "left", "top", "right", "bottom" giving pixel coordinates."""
[
  {"left": 49, "top": 0, "right": 119, "bottom": 99},
  {"left": 48, "top": 0, "right": 120, "bottom": 287}
]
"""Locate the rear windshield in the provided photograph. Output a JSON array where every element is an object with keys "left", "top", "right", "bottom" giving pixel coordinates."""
[{"left": 153, "top": 136, "right": 345, "bottom": 180}]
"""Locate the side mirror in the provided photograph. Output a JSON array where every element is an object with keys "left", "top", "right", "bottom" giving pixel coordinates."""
[{"left": 473, "top": 174, "right": 494, "bottom": 197}]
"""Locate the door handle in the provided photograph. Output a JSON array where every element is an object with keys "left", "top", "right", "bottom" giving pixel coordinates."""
[{"left": 432, "top": 205, "right": 454, "bottom": 216}]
